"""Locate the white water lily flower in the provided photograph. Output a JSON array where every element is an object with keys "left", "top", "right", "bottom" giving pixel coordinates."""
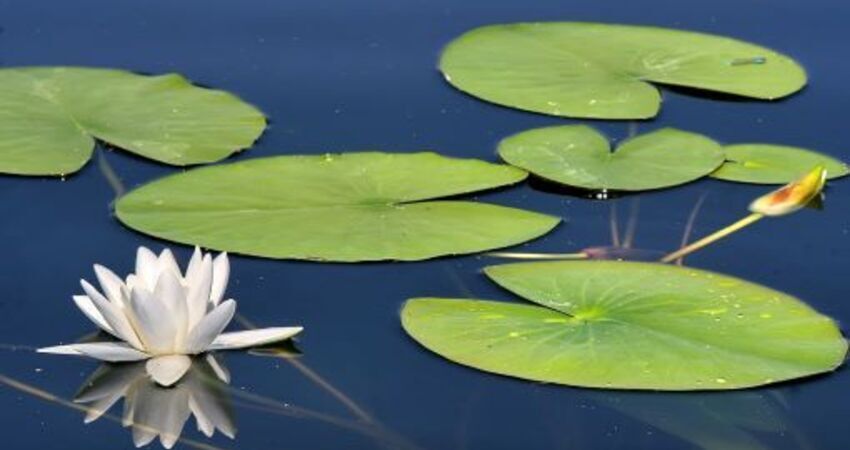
[{"left": 39, "top": 246, "right": 303, "bottom": 386}]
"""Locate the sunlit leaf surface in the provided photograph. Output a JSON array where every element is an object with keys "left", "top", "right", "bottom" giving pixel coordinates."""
[
  {"left": 116, "top": 152, "right": 559, "bottom": 262},
  {"left": 402, "top": 261, "right": 846, "bottom": 390},
  {"left": 712, "top": 144, "right": 848, "bottom": 184},
  {"left": 439, "top": 23, "right": 806, "bottom": 119},
  {"left": 498, "top": 126, "right": 724, "bottom": 191},
  {"left": 0, "top": 67, "right": 266, "bottom": 175}
]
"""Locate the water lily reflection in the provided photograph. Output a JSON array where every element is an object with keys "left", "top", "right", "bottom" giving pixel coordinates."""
[{"left": 75, "top": 354, "right": 235, "bottom": 449}]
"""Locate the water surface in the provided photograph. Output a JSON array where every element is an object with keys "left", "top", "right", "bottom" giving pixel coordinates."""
[{"left": 0, "top": 0, "right": 848, "bottom": 449}]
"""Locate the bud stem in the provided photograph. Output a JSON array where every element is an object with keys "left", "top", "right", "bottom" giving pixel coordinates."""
[{"left": 661, "top": 212, "right": 764, "bottom": 263}]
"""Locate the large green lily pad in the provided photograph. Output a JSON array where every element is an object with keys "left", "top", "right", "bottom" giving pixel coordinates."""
[
  {"left": 498, "top": 126, "right": 724, "bottom": 191},
  {"left": 402, "top": 261, "right": 846, "bottom": 390},
  {"left": 439, "top": 23, "right": 806, "bottom": 119},
  {"left": 711, "top": 144, "right": 849, "bottom": 184},
  {"left": 0, "top": 67, "right": 265, "bottom": 176},
  {"left": 116, "top": 152, "right": 560, "bottom": 262}
]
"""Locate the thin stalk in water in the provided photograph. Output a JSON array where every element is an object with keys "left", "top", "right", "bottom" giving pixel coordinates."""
[{"left": 661, "top": 213, "right": 763, "bottom": 263}]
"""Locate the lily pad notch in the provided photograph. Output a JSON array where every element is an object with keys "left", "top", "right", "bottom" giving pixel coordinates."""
[
  {"left": 440, "top": 22, "right": 807, "bottom": 119},
  {"left": 402, "top": 261, "right": 847, "bottom": 390},
  {"left": 498, "top": 125, "right": 725, "bottom": 192},
  {"left": 115, "top": 152, "right": 560, "bottom": 262},
  {"left": 0, "top": 67, "right": 266, "bottom": 176}
]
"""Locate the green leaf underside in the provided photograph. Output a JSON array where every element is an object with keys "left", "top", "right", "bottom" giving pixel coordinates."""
[
  {"left": 402, "top": 261, "right": 846, "bottom": 390},
  {"left": 498, "top": 126, "right": 725, "bottom": 191},
  {"left": 0, "top": 67, "right": 266, "bottom": 175},
  {"left": 439, "top": 23, "right": 806, "bottom": 119},
  {"left": 116, "top": 152, "right": 560, "bottom": 262},
  {"left": 711, "top": 144, "right": 850, "bottom": 184}
]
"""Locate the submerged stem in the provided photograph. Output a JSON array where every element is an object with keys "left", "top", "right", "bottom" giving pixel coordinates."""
[
  {"left": 97, "top": 149, "right": 126, "bottom": 199},
  {"left": 660, "top": 213, "right": 763, "bottom": 263},
  {"left": 675, "top": 193, "right": 708, "bottom": 266},
  {"left": 235, "top": 314, "right": 374, "bottom": 423}
]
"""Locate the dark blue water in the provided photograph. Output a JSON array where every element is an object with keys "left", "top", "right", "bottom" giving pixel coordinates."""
[{"left": 0, "top": 0, "right": 848, "bottom": 448}]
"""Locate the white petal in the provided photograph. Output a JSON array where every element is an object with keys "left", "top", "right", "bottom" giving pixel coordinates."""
[
  {"left": 205, "top": 354, "right": 230, "bottom": 384},
  {"left": 146, "top": 355, "right": 192, "bottom": 387},
  {"left": 187, "top": 358, "right": 236, "bottom": 439},
  {"left": 122, "top": 385, "right": 138, "bottom": 427},
  {"left": 184, "top": 300, "right": 236, "bottom": 354},
  {"left": 184, "top": 247, "right": 204, "bottom": 286},
  {"left": 185, "top": 254, "right": 213, "bottom": 333},
  {"left": 121, "top": 384, "right": 138, "bottom": 428},
  {"left": 132, "top": 427, "right": 158, "bottom": 448},
  {"left": 81, "top": 280, "right": 145, "bottom": 350},
  {"left": 209, "top": 253, "right": 229, "bottom": 306},
  {"left": 159, "top": 412, "right": 189, "bottom": 449},
  {"left": 135, "top": 247, "right": 159, "bottom": 290},
  {"left": 155, "top": 270, "right": 189, "bottom": 350},
  {"left": 72, "top": 295, "right": 114, "bottom": 335},
  {"left": 82, "top": 391, "right": 124, "bottom": 423},
  {"left": 132, "top": 385, "right": 190, "bottom": 450},
  {"left": 93, "top": 264, "right": 127, "bottom": 307},
  {"left": 189, "top": 390, "right": 236, "bottom": 439},
  {"left": 37, "top": 344, "right": 83, "bottom": 355},
  {"left": 124, "top": 274, "right": 138, "bottom": 292},
  {"left": 75, "top": 363, "right": 145, "bottom": 403},
  {"left": 157, "top": 248, "right": 182, "bottom": 278},
  {"left": 209, "top": 327, "right": 303, "bottom": 351},
  {"left": 129, "top": 287, "right": 177, "bottom": 354},
  {"left": 189, "top": 395, "right": 216, "bottom": 437},
  {"left": 39, "top": 342, "right": 149, "bottom": 362}
]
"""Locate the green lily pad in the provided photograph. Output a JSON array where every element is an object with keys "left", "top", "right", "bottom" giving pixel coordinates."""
[
  {"left": 439, "top": 23, "right": 806, "bottom": 119},
  {"left": 0, "top": 67, "right": 266, "bottom": 176},
  {"left": 711, "top": 144, "right": 849, "bottom": 184},
  {"left": 498, "top": 126, "right": 724, "bottom": 191},
  {"left": 402, "top": 261, "right": 846, "bottom": 390},
  {"left": 115, "top": 152, "right": 560, "bottom": 262}
]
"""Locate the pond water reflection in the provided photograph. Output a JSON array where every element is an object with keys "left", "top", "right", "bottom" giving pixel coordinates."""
[{"left": 75, "top": 355, "right": 235, "bottom": 449}]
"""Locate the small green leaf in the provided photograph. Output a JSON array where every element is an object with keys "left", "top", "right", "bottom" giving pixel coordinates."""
[
  {"left": 116, "top": 152, "right": 560, "bottom": 262},
  {"left": 0, "top": 67, "right": 266, "bottom": 175},
  {"left": 712, "top": 144, "right": 849, "bottom": 184},
  {"left": 498, "top": 126, "right": 724, "bottom": 191},
  {"left": 440, "top": 23, "right": 806, "bottom": 119},
  {"left": 402, "top": 261, "right": 846, "bottom": 390}
]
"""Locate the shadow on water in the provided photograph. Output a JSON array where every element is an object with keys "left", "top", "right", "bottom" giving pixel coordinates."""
[
  {"left": 660, "top": 83, "right": 760, "bottom": 103},
  {"left": 587, "top": 389, "right": 813, "bottom": 450},
  {"left": 526, "top": 175, "right": 634, "bottom": 200},
  {"left": 450, "top": 378, "right": 811, "bottom": 450}
]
